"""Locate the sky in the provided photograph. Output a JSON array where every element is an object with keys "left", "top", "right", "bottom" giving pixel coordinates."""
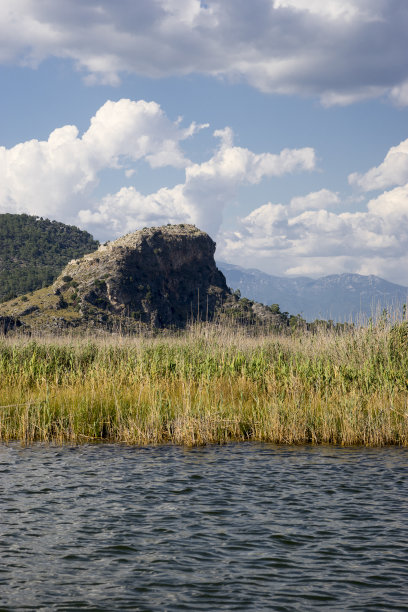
[{"left": 1, "top": 1, "right": 408, "bottom": 284}]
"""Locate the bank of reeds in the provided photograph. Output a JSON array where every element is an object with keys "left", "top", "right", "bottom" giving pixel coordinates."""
[{"left": 1, "top": 319, "right": 408, "bottom": 445}]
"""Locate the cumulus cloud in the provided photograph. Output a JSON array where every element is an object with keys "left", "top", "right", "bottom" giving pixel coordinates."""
[
  {"left": 219, "top": 181, "right": 408, "bottom": 284},
  {"left": 218, "top": 135, "right": 408, "bottom": 285},
  {"left": 0, "top": 98, "right": 206, "bottom": 220},
  {"left": 0, "top": 97, "right": 316, "bottom": 237},
  {"left": 1, "top": 0, "right": 408, "bottom": 104},
  {"left": 78, "top": 128, "right": 316, "bottom": 238},
  {"left": 349, "top": 138, "right": 408, "bottom": 191},
  {"left": 289, "top": 189, "right": 340, "bottom": 211}
]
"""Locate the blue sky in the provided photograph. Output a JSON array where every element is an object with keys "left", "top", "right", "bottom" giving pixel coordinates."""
[{"left": 1, "top": 0, "right": 408, "bottom": 284}]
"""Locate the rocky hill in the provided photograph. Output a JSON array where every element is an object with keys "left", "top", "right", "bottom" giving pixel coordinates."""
[
  {"left": 0, "top": 224, "right": 283, "bottom": 333},
  {"left": 0, "top": 213, "right": 99, "bottom": 302},
  {"left": 56, "top": 224, "right": 229, "bottom": 329},
  {"left": 219, "top": 262, "right": 408, "bottom": 322}
]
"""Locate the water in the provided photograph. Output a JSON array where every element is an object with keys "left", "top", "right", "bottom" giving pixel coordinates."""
[{"left": 1, "top": 443, "right": 408, "bottom": 611}]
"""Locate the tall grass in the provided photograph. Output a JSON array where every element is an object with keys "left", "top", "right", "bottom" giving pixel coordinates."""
[{"left": 1, "top": 320, "right": 408, "bottom": 445}]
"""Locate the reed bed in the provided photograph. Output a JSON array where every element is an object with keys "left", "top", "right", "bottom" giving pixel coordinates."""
[{"left": 1, "top": 320, "right": 408, "bottom": 445}]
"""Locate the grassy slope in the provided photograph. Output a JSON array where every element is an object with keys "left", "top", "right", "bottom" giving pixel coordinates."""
[
  {"left": 0, "top": 282, "right": 151, "bottom": 334},
  {"left": 0, "top": 286, "right": 82, "bottom": 327}
]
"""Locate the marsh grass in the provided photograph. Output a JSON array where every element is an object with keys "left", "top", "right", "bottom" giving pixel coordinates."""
[{"left": 1, "top": 318, "right": 408, "bottom": 445}]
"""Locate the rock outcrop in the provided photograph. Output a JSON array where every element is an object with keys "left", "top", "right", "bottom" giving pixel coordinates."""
[
  {"left": 54, "top": 224, "right": 229, "bottom": 328},
  {"left": 0, "top": 224, "right": 286, "bottom": 333}
]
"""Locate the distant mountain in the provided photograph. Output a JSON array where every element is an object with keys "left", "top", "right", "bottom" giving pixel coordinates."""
[
  {"left": 218, "top": 262, "right": 408, "bottom": 322},
  {"left": 0, "top": 213, "right": 99, "bottom": 302}
]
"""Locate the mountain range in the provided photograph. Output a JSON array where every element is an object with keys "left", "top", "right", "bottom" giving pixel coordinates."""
[{"left": 218, "top": 262, "right": 408, "bottom": 322}]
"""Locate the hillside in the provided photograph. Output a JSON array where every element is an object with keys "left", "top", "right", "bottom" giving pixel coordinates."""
[
  {"left": 0, "top": 213, "right": 99, "bottom": 302},
  {"left": 0, "top": 224, "right": 284, "bottom": 333},
  {"left": 219, "top": 262, "right": 408, "bottom": 322}
]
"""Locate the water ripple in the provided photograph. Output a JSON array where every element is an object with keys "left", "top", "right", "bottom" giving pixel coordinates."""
[{"left": 0, "top": 443, "right": 408, "bottom": 610}]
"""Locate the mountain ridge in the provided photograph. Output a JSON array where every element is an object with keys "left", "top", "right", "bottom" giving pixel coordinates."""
[{"left": 218, "top": 262, "right": 408, "bottom": 322}]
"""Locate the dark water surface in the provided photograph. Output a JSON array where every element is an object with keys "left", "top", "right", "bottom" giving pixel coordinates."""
[{"left": 1, "top": 443, "right": 408, "bottom": 611}]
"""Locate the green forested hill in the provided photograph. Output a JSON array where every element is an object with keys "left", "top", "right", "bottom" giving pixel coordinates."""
[{"left": 0, "top": 214, "right": 99, "bottom": 302}]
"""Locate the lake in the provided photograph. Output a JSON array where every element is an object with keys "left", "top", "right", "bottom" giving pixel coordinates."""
[{"left": 1, "top": 443, "right": 408, "bottom": 610}]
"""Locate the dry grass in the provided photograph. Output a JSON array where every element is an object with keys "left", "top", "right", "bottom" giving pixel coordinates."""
[{"left": 1, "top": 319, "right": 408, "bottom": 445}]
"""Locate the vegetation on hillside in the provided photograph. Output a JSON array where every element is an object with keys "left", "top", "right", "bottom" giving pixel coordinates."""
[
  {"left": 0, "top": 318, "right": 407, "bottom": 446},
  {"left": 0, "top": 213, "right": 99, "bottom": 302}
]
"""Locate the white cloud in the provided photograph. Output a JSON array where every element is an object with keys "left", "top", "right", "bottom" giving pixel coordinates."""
[
  {"left": 218, "top": 182, "right": 408, "bottom": 285},
  {"left": 0, "top": 98, "right": 316, "bottom": 238},
  {"left": 0, "top": 98, "right": 205, "bottom": 220},
  {"left": 390, "top": 81, "right": 408, "bottom": 107},
  {"left": 78, "top": 185, "right": 189, "bottom": 237},
  {"left": 349, "top": 138, "right": 408, "bottom": 191},
  {"left": 0, "top": 0, "right": 408, "bottom": 105},
  {"left": 78, "top": 127, "right": 316, "bottom": 238},
  {"left": 289, "top": 189, "right": 339, "bottom": 211},
  {"left": 273, "top": 0, "right": 370, "bottom": 21}
]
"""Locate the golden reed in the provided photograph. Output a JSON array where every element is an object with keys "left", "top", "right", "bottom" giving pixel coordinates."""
[{"left": 1, "top": 319, "right": 407, "bottom": 445}]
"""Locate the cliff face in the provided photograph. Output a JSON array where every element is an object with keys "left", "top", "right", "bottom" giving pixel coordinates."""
[{"left": 54, "top": 224, "right": 229, "bottom": 328}]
